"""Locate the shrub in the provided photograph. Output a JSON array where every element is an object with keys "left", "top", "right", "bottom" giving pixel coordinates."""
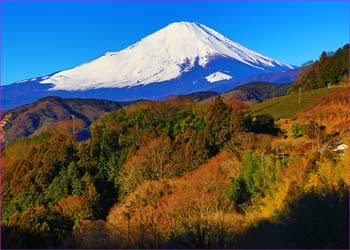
[
  {"left": 228, "top": 152, "right": 284, "bottom": 212},
  {"left": 291, "top": 123, "right": 305, "bottom": 138}
]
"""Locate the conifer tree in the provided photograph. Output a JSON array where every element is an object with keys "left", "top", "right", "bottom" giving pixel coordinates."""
[{"left": 205, "top": 95, "right": 231, "bottom": 156}]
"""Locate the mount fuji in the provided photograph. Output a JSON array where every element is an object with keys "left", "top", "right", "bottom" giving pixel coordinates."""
[{"left": 2, "top": 22, "right": 298, "bottom": 109}]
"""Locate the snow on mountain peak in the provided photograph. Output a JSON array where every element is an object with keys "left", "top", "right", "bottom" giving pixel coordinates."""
[{"left": 40, "top": 21, "right": 295, "bottom": 91}]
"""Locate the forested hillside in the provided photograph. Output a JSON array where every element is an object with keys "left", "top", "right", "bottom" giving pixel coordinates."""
[
  {"left": 2, "top": 88, "right": 349, "bottom": 248},
  {"left": 289, "top": 44, "right": 349, "bottom": 92}
]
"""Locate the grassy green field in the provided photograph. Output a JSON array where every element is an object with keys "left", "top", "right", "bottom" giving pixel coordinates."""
[{"left": 250, "top": 86, "right": 346, "bottom": 119}]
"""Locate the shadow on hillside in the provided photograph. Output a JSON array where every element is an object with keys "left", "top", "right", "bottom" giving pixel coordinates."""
[
  {"left": 3, "top": 188, "right": 348, "bottom": 249},
  {"left": 249, "top": 114, "right": 281, "bottom": 136},
  {"left": 235, "top": 188, "right": 349, "bottom": 249}
]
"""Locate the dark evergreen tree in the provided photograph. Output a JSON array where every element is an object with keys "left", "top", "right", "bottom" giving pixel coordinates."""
[{"left": 205, "top": 95, "right": 231, "bottom": 156}]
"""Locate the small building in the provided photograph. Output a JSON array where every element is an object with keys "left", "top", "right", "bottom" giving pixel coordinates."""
[{"left": 333, "top": 143, "right": 348, "bottom": 152}]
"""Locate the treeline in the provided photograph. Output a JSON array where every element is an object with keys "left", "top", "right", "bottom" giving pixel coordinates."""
[{"left": 289, "top": 44, "right": 349, "bottom": 92}]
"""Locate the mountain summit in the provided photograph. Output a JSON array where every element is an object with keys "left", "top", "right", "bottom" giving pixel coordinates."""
[
  {"left": 40, "top": 22, "right": 294, "bottom": 91},
  {"left": 3, "top": 22, "right": 298, "bottom": 109}
]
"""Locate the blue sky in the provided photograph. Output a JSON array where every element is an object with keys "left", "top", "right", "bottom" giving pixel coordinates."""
[{"left": 2, "top": 1, "right": 349, "bottom": 85}]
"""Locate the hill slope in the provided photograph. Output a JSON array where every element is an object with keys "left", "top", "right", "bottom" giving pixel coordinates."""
[
  {"left": 250, "top": 86, "right": 346, "bottom": 119},
  {"left": 295, "top": 88, "right": 350, "bottom": 133},
  {"left": 1, "top": 96, "right": 127, "bottom": 144},
  {"left": 203, "top": 82, "right": 290, "bottom": 106},
  {"left": 223, "top": 82, "right": 290, "bottom": 103}
]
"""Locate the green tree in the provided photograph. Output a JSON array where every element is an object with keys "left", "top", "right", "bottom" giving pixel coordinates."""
[
  {"left": 228, "top": 152, "right": 284, "bottom": 212},
  {"left": 230, "top": 107, "right": 244, "bottom": 133},
  {"left": 205, "top": 95, "right": 231, "bottom": 156}
]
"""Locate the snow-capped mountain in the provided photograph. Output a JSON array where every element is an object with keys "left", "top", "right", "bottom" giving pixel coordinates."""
[
  {"left": 40, "top": 22, "right": 294, "bottom": 90},
  {"left": 3, "top": 21, "right": 298, "bottom": 109}
]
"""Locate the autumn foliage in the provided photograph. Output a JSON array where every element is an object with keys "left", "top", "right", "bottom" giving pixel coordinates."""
[{"left": 2, "top": 83, "right": 349, "bottom": 248}]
